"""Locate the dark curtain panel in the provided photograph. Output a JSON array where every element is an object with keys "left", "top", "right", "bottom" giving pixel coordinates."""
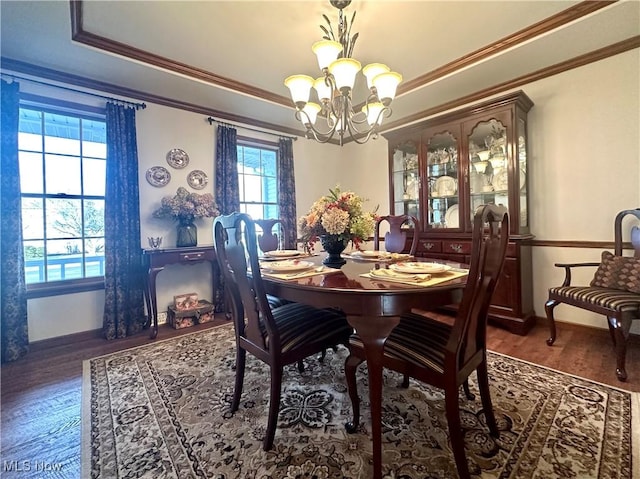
[
  {"left": 102, "top": 103, "right": 145, "bottom": 339},
  {"left": 0, "top": 80, "right": 29, "bottom": 362},
  {"left": 213, "top": 124, "right": 239, "bottom": 312},
  {"left": 278, "top": 137, "right": 297, "bottom": 249},
  {"left": 215, "top": 125, "right": 240, "bottom": 214}
]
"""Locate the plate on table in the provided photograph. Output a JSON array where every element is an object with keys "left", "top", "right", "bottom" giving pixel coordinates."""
[
  {"left": 445, "top": 204, "right": 459, "bottom": 228},
  {"left": 146, "top": 166, "right": 171, "bottom": 187},
  {"left": 262, "top": 260, "right": 314, "bottom": 272},
  {"left": 264, "top": 250, "right": 303, "bottom": 258},
  {"left": 390, "top": 262, "right": 452, "bottom": 275},
  {"left": 352, "top": 250, "right": 385, "bottom": 258},
  {"left": 434, "top": 176, "right": 457, "bottom": 197},
  {"left": 166, "top": 148, "right": 189, "bottom": 169}
]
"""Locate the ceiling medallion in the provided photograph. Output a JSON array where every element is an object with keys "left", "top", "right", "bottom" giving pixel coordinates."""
[{"left": 284, "top": 0, "right": 402, "bottom": 146}]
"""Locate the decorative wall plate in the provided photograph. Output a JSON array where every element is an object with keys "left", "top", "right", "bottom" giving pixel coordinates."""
[
  {"left": 166, "top": 148, "right": 189, "bottom": 169},
  {"left": 187, "top": 169, "right": 208, "bottom": 190},
  {"left": 145, "top": 166, "right": 171, "bottom": 187}
]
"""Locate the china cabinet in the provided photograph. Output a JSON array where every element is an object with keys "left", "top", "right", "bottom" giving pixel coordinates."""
[{"left": 384, "top": 91, "right": 535, "bottom": 334}]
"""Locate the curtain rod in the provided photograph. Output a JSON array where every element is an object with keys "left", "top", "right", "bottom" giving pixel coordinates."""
[
  {"left": 207, "top": 117, "right": 296, "bottom": 141},
  {"left": 1, "top": 73, "right": 146, "bottom": 110}
]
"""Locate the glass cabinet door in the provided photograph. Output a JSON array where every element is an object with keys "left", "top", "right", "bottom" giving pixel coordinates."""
[
  {"left": 468, "top": 119, "right": 508, "bottom": 225},
  {"left": 425, "top": 131, "right": 459, "bottom": 229},
  {"left": 391, "top": 140, "right": 420, "bottom": 219},
  {"left": 517, "top": 116, "right": 528, "bottom": 229}
]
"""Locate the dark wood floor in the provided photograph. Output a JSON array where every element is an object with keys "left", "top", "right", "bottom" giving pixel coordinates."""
[{"left": 1, "top": 317, "right": 638, "bottom": 478}]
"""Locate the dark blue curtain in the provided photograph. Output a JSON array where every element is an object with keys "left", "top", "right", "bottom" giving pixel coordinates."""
[
  {"left": 215, "top": 125, "right": 240, "bottom": 214},
  {"left": 213, "top": 124, "right": 239, "bottom": 312},
  {"left": 0, "top": 80, "right": 29, "bottom": 362},
  {"left": 278, "top": 137, "right": 297, "bottom": 249},
  {"left": 102, "top": 103, "right": 145, "bottom": 339}
]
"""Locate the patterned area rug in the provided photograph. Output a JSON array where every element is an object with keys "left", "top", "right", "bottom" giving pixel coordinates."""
[{"left": 82, "top": 324, "right": 638, "bottom": 478}]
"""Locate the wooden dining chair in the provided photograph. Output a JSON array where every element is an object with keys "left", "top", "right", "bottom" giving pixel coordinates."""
[
  {"left": 213, "top": 212, "right": 352, "bottom": 451},
  {"left": 254, "top": 218, "right": 292, "bottom": 309},
  {"left": 254, "top": 218, "right": 286, "bottom": 253},
  {"left": 345, "top": 204, "right": 509, "bottom": 479},
  {"left": 373, "top": 214, "right": 420, "bottom": 256}
]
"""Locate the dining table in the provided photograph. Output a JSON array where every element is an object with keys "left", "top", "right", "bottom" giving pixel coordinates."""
[{"left": 259, "top": 252, "right": 468, "bottom": 479}]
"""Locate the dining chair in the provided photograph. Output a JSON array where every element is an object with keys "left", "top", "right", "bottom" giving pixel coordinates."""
[
  {"left": 255, "top": 218, "right": 287, "bottom": 253},
  {"left": 345, "top": 204, "right": 509, "bottom": 479},
  {"left": 213, "top": 212, "right": 352, "bottom": 450},
  {"left": 254, "top": 218, "right": 292, "bottom": 309},
  {"left": 373, "top": 214, "right": 420, "bottom": 256}
]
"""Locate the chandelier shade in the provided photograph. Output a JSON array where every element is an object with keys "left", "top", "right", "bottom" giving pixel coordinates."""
[{"left": 284, "top": 0, "right": 402, "bottom": 146}]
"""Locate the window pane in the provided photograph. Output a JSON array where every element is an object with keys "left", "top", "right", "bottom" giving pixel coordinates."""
[
  {"left": 44, "top": 113, "right": 80, "bottom": 155},
  {"left": 19, "top": 151, "right": 44, "bottom": 194},
  {"left": 21, "top": 198, "right": 44, "bottom": 240},
  {"left": 241, "top": 147, "right": 261, "bottom": 173},
  {"left": 83, "top": 159, "right": 106, "bottom": 196},
  {"left": 46, "top": 198, "right": 82, "bottom": 239},
  {"left": 264, "top": 204, "right": 278, "bottom": 219},
  {"left": 263, "top": 177, "right": 277, "bottom": 203},
  {"left": 245, "top": 204, "right": 263, "bottom": 219},
  {"left": 83, "top": 119, "right": 107, "bottom": 158},
  {"left": 45, "top": 154, "right": 81, "bottom": 195},
  {"left": 85, "top": 240, "right": 105, "bottom": 278},
  {"left": 84, "top": 199, "right": 105, "bottom": 237},
  {"left": 46, "top": 239, "right": 83, "bottom": 281},
  {"left": 262, "top": 150, "right": 277, "bottom": 176},
  {"left": 18, "top": 132, "right": 43, "bottom": 152},
  {"left": 243, "top": 174, "right": 262, "bottom": 202},
  {"left": 24, "top": 240, "right": 45, "bottom": 284}
]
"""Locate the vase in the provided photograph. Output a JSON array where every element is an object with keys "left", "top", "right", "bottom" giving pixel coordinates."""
[
  {"left": 176, "top": 220, "right": 197, "bottom": 247},
  {"left": 320, "top": 234, "right": 348, "bottom": 267}
]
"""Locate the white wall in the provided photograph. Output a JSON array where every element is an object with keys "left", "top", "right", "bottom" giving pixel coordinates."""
[{"left": 24, "top": 48, "right": 640, "bottom": 341}]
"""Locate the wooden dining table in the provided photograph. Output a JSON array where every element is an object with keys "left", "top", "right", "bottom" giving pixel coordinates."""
[{"left": 260, "top": 253, "right": 467, "bottom": 479}]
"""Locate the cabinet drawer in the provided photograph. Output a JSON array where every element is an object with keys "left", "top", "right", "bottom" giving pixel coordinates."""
[
  {"left": 417, "top": 239, "right": 442, "bottom": 253},
  {"left": 442, "top": 240, "right": 471, "bottom": 255}
]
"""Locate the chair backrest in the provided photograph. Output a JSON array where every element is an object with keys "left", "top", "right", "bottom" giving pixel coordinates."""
[
  {"left": 447, "top": 204, "right": 509, "bottom": 369},
  {"left": 613, "top": 208, "right": 640, "bottom": 258},
  {"left": 213, "top": 212, "right": 281, "bottom": 354},
  {"left": 255, "top": 218, "right": 286, "bottom": 253},
  {"left": 373, "top": 214, "right": 420, "bottom": 255}
]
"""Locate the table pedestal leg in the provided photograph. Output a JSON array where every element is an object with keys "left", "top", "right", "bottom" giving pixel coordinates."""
[{"left": 346, "top": 315, "right": 400, "bottom": 479}]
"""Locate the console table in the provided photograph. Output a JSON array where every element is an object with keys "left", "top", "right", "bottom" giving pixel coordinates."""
[{"left": 142, "top": 245, "right": 217, "bottom": 339}]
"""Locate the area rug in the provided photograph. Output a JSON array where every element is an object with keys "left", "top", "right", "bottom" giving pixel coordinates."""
[{"left": 82, "top": 323, "right": 638, "bottom": 478}]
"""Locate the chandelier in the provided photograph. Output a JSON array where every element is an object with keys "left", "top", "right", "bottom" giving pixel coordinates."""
[{"left": 284, "top": 0, "right": 402, "bottom": 146}]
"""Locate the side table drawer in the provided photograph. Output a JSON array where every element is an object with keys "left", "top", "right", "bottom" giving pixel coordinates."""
[{"left": 180, "top": 251, "right": 207, "bottom": 261}]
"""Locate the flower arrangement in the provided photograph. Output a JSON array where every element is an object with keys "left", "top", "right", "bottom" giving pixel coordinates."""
[
  {"left": 299, "top": 185, "right": 377, "bottom": 251},
  {"left": 153, "top": 187, "right": 219, "bottom": 224}
]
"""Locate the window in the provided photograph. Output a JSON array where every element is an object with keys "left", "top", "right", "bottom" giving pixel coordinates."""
[
  {"left": 237, "top": 142, "right": 278, "bottom": 220},
  {"left": 18, "top": 104, "right": 107, "bottom": 292}
]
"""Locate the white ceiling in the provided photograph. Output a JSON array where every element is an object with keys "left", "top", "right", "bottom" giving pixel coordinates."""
[{"left": 2, "top": 1, "right": 639, "bottom": 139}]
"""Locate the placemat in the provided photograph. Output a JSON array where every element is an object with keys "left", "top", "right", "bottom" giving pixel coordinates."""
[{"left": 361, "top": 268, "right": 468, "bottom": 287}]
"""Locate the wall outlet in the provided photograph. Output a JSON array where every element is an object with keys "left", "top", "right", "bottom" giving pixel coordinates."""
[{"left": 157, "top": 311, "right": 167, "bottom": 325}]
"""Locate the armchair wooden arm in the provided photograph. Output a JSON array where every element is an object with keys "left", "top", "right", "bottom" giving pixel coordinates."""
[{"left": 552, "top": 262, "right": 600, "bottom": 287}]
